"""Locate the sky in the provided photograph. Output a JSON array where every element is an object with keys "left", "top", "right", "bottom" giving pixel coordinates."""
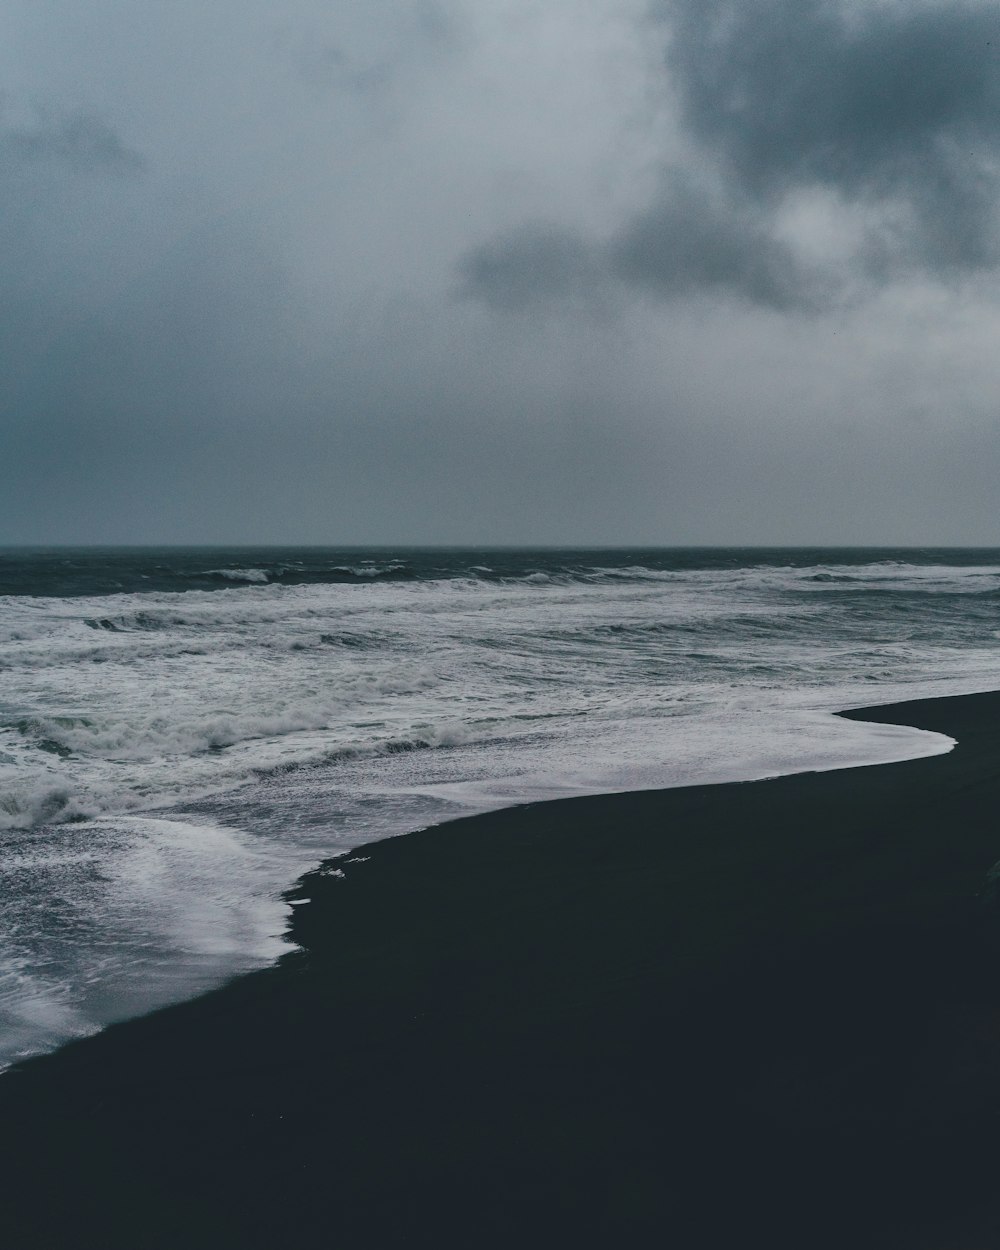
[{"left": 4, "top": 0, "right": 1000, "bottom": 545}]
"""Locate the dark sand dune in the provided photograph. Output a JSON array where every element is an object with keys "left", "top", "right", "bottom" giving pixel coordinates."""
[{"left": 4, "top": 692, "right": 1000, "bottom": 1248}]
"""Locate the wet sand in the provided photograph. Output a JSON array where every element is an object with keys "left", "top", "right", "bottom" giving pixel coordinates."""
[{"left": 3, "top": 691, "right": 1000, "bottom": 1248}]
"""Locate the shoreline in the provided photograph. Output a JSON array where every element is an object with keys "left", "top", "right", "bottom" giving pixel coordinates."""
[
  {"left": 0, "top": 690, "right": 958, "bottom": 1076},
  {"left": 5, "top": 690, "right": 1000, "bottom": 1246}
]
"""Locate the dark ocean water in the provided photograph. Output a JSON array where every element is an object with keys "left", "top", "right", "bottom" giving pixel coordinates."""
[
  {"left": 2, "top": 546, "right": 999, "bottom": 1068},
  {"left": 5, "top": 544, "right": 1000, "bottom": 597}
]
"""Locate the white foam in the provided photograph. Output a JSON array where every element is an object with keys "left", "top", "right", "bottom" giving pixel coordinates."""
[
  {"left": 0, "top": 815, "right": 293, "bottom": 1069},
  {"left": 207, "top": 568, "right": 270, "bottom": 583}
]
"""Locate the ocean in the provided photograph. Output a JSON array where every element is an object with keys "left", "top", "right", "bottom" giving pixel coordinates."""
[{"left": 2, "top": 545, "right": 999, "bottom": 1069}]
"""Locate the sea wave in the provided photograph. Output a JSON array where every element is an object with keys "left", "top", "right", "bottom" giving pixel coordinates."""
[
  {"left": 5, "top": 545, "right": 1000, "bottom": 1071},
  {"left": 3, "top": 551, "right": 1000, "bottom": 835},
  {"left": 205, "top": 567, "right": 270, "bottom": 584}
]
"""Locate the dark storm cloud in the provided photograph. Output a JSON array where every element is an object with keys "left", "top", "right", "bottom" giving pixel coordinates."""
[
  {"left": 666, "top": 0, "right": 1000, "bottom": 272},
  {"left": 610, "top": 179, "right": 824, "bottom": 310},
  {"left": 461, "top": 184, "right": 822, "bottom": 312},
  {"left": 462, "top": 0, "right": 1000, "bottom": 312},
  {"left": 0, "top": 112, "right": 143, "bottom": 176},
  {"left": 456, "top": 223, "right": 605, "bottom": 310}
]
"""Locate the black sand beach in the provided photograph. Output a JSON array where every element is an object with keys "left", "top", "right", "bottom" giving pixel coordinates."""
[{"left": 4, "top": 691, "right": 1000, "bottom": 1248}]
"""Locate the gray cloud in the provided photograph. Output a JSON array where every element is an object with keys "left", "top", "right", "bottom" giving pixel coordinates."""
[
  {"left": 275, "top": 0, "right": 462, "bottom": 95},
  {"left": 462, "top": 0, "right": 1000, "bottom": 313},
  {"left": 460, "top": 178, "right": 826, "bottom": 313},
  {"left": 6, "top": 0, "right": 1000, "bottom": 546},
  {"left": 610, "top": 178, "right": 822, "bottom": 310},
  {"left": 666, "top": 0, "right": 1000, "bottom": 273},
  {"left": 0, "top": 112, "right": 143, "bottom": 176},
  {"left": 456, "top": 223, "right": 607, "bottom": 311}
]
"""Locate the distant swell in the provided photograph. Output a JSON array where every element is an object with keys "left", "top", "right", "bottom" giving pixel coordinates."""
[{"left": 198, "top": 564, "right": 416, "bottom": 588}]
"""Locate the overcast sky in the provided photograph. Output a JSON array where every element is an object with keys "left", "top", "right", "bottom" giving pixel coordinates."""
[{"left": 4, "top": 0, "right": 1000, "bottom": 545}]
